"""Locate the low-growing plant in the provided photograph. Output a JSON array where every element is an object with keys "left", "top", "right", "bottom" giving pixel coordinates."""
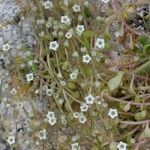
[{"left": 2, "top": 0, "right": 150, "bottom": 149}]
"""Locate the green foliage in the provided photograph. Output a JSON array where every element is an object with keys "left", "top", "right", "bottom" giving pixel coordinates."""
[{"left": 108, "top": 72, "right": 124, "bottom": 91}]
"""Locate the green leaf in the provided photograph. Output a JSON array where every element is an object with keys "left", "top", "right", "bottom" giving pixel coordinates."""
[
  {"left": 134, "top": 61, "right": 150, "bottom": 74},
  {"left": 128, "top": 75, "right": 136, "bottom": 96},
  {"left": 62, "top": 62, "right": 70, "bottom": 72},
  {"left": 145, "top": 19, "right": 150, "bottom": 30},
  {"left": 140, "top": 124, "right": 150, "bottom": 138},
  {"left": 67, "top": 82, "right": 76, "bottom": 90},
  {"left": 84, "top": 6, "right": 92, "bottom": 18},
  {"left": 83, "top": 30, "right": 94, "bottom": 48},
  {"left": 135, "top": 110, "right": 146, "bottom": 121},
  {"left": 108, "top": 71, "right": 124, "bottom": 91},
  {"left": 109, "top": 142, "right": 117, "bottom": 150},
  {"left": 139, "top": 35, "right": 149, "bottom": 46},
  {"left": 143, "top": 44, "right": 150, "bottom": 56},
  {"left": 124, "top": 103, "right": 131, "bottom": 112}
]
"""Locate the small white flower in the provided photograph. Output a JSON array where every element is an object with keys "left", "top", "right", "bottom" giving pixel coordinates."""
[
  {"left": 117, "top": 141, "right": 127, "bottom": 150},
  {"left": 2, "top": 43, "right": 11, "bottom": 52},
  {"left": 65, "top": 31, "right": 73, "bottom": 39},
  {"left": 26, "top": 73, "right": 34, "bottom": 82},
  {"left": 80, "top": 47, "right": 87, "bottom": 53},
  {"left": 46, "top": 88, "right": 53, "bottom": 96},
  {"left": 7, "top": 136, "right": 15, "bottom": 145},
  {"left": 95, "top": 38, "right": 105, "bottom": 49},
  {"left": 38, "top": 129, "right": 46, "bottom": 140},
  {"left": 85, "top": 94, "right": 95, "bottom": 104},
  {"left": 42, "top": 1, "right": 53, "bottom": 10},
  {"left": 72, "top": 4, "right": 81, "bottom": 12},
  {"left": 46, "top": 111, "right": 55, "bottom": 119},
  {"left": 60, "top": 80, "right": 66, "bottom": 86},
  {"left": 76, "top": 25, "right": 85, "bottom": 36},
  {"left": 73, "top": 112, "right": 79, "bottom": 118},
  {"left": 10, "top": 88, "right": 17, "bottom": 95},
  {"left": 49, "top": 41, "right": 59, "bottom": 51},
  {"left": 48, "top": 117, "right": 57, "bottom": 125},
  {"left": 108, "top": 108, "right": 118, "bottom": 119},
  {"left": 61, "top": 15, "right": 71, "bottom": 25},
  {"left": 79, "top": 114, "right": 87, "bottom": 124},
  {"left": 70, "top": 71, "right": 78, "bottom": 80},
  {"left": 82, "top": 54, "right": 91, "bottom": 64},
  {"left": 60, "top": 115, "right": 67, "bottom": 125},
  {"left": 80, "top": 103, "right": 88, "bottom": 112},
  {"left": 101, "top": 0, "right": 110, "bottom": 4},
  {"left": 71, "top": 142, "right": 80, "bottom": 150}
]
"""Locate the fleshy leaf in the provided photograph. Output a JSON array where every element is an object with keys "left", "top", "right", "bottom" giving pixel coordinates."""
[{"left": 108, "top": 71, "right": 124, "bottom": 91}]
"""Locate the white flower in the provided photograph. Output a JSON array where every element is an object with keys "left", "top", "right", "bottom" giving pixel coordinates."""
[
  {"left": 38, "top": 129, "right": 46, "bottom": 140},
  {"left": 79, "top": 114, "right": 87, "bottom": 124},
  {"left": 73, "top": 112, "right": 79, "bottom": 118},
  {"left": 60, "top": 80, "right": 66, "bottom": 86},
  {"left": 101, "top": 0, "right": 110, "bottom": 4},
  {"left": 85, "top": 94, "right": 95, "bottom": 104},
  {"left": 46, "top": 111, "right": 55, "bottom": 119},
  {"left": 61, "top": 15, "right": 71, "bottom": 25},
  {"left": 26, "top": 73, "right": 34, "bottom": 82},
  {"left": 72, "top": 4, "right": 81, "bottom": 12},
  {"left": 76, "top": 25, "right": 85, "bottom": 36},
  {"left": 95, "top": 38, "right": 105, "bottom": 49},
  {"left": 80, "top": 103, "right": 88, "bottom": 112},
  {"left": 48, "top": 117, "right": 57, "bottom": 125},
  {"left": 108, "top": 108, "right": 118, "bottom": 119},
  {"left": 65, "top": 31, "right": 73, "bottom": 39},
  {"left": 49, "top": 41, "right": 59, "bottom": 51},
  {"left": 42, "top": 1, "right": 53, "bottom": 10},
  {"left": 10, "top": 88, "right": 17, "bottom": 95},
  {"left": 82, "top": 54, "right": 91, "bottom": 63},
  {"left": 2, "top": 43, "right": 11, "bottom": 52},
  {"left": 7, "top": 136, "right": 15, "bottom": 145},
  {"left": 46, "top": 88, "right": 53, "bottom": 96},
  {"left": 117, "top": 141, "right": 127, "bottom": 150},
  {"left": 71, "top": 142, "right": 80, "bottom": 150},
  {"left": 70, "top": 71, "right": 78, "bottom": 80}
]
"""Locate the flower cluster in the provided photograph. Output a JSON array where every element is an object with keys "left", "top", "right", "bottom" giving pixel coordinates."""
[{"left": 46, "top": 111, "right": 57, "bottom": 125}]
